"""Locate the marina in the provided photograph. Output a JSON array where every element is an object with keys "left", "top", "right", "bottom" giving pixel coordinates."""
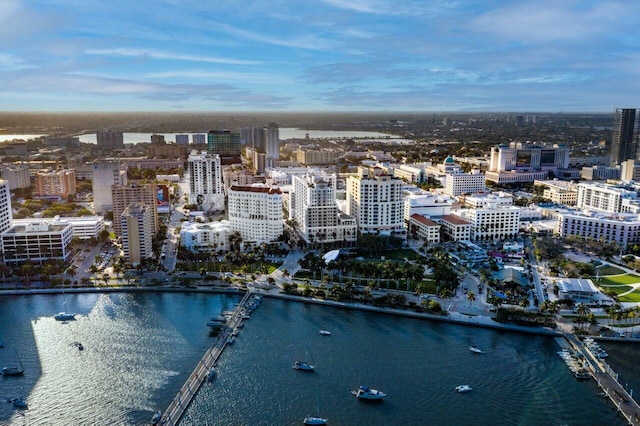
[
  {"left": 160, "top": 291, "right": 259, "bottom": 426},
  {"left": 562, "top": 334, "right": 640, "bottom": 425}
]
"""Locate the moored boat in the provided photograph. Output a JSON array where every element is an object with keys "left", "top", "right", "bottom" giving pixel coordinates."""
[
  {"left": 292, "top": 360, "right": 315, "bottom": 371},
  {"left": 469, "top": 346, "right": 483, "bottom": 354},
  {"left": 351, "top": 385, "right": 386, "bottom": 400},
  {"left": 207, "top": 368, "right": 217, "bottom": 382},
  {"left": 54, "top": 312, "right": 75, "bottom": 321},
  {"left": 151, "top": 410, "right": 162, "bottom": 425},
  {"left": 11, "top": 397, "right": 28, "bottom": 408},
  {"left": 303, "top": 416, "right": 328, "bottom": 425}
]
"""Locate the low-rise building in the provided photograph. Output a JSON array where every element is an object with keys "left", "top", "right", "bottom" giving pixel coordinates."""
[
  {"left": 556, "top": 278, "right": 600, "bottom": 303},
  {"left": 439, "top": 214, "right": 471, "bottom": 241},
  {"left": 1, "top": 221, "right": 73, "bottom": 264},
  {"left": 556, "top": 210, "right": 640, "bottom": 246},
  {"left": 409, "top": 214, "right": 440, "bottom": 243},
  {"left": 13, "top": 216, "right": 104, "bottom": 240},
  {"left": 180, "top": 220, "right": 232, "bottom": 253}
]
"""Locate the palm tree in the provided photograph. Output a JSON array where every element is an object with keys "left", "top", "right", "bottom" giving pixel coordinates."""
[
  {"left": 466, "top": 290, "right": 476, "bottom": 308},
  {"left": 66, "top": 265, "right": 77, "bottom": 287},
  {"left": 575, "top": 303, "right": 591, "bottom": 331}
]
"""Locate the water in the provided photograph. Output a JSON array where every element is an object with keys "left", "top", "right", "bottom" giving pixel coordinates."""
[
  {"left": 0, "top": 293, "right": 628, "bottom": 425},
  {"left": 0, "top": 135, "right": 44, "bottom": 142}
]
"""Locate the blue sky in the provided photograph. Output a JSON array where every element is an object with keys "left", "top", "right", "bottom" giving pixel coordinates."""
[{"left": 0, "top": 0, "right": 638, "bottom": 112}]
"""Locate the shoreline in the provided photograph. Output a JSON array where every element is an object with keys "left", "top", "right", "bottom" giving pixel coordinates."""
[
  {"left": 6, "top": 284, "right": 640, "bottom": 342},
  {"left": 0, "top": 285, "right": 562, "bottom": 337}
]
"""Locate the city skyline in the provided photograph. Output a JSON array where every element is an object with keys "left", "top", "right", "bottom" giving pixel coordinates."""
[{"left": 0, "top": 1, "right": 639, "bottom": 112}]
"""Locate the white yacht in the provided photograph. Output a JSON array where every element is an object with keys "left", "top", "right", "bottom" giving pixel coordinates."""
[
  {"left": 319, "top": 330, "right": 331, "bottom": 336},
  {"left": 304, "top": 416, "right": 328, "bottom": 425},
  {"left": 351, "top": 385, "right": 386, "bottom": 400},
  {"left": 455, "top": 385, "right": 472, "bottom": 393},
  {"left": 292, "top": 361, "right": 315, "bottom": 371},
  {"left": 468, "top": 346, "right": 483, "bottom": 354}
]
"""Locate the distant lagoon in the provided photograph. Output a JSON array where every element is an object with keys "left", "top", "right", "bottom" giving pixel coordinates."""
[{"left": 0, "top": 129, "right": 397, "bottom": 144}]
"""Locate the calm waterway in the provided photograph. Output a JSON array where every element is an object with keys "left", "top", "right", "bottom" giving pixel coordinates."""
[{"left": 0, "top": 292, "right": 633, "bottom": 425}]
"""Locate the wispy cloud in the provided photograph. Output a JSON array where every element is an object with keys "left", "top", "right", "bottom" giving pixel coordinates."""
[
  {"left": 471, "top": 1, "right": 633, "bottom": 44},
  {"left": 214, "top": 23, "right": 334, "bottom": 51},
  {"left": 86, "top": 48, "right": 261, "bottom": 65},
  {"left": 146, "top": 70, "right": 289, "bottom": 84}
]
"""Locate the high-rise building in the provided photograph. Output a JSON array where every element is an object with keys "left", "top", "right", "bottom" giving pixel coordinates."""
[
  {"left": 266, "top": 123, "right": 280, "bottom": 168},
  {"left": 252, "top": 127, "right": 266, "bottom": 151},
  {"left": 175, "top": 134, "right": 189, "bottom": 145},
  {"left": 0, "top": 179, "right": 13, "bottom": 234},
  {"left": 112, "top": 183, "right": 159, "bottom": 237},
  {"left": 192, "top": 134, "right": 206, "bottom": 145},
  {"left": 1, "top": 165, "right": 31, "bottom": 190},
  {"left": 227, "top": 184, "right": 283, "bottom": 247},
  {"left": 121, "top": 202, "right": 154, "bottom": 265},
  {"left": 291, "top": 173, "right": 357, "bottom": 245},
  {"left": 346, "top": 166, "right": 405, "bottom": 237},
  {"left": 610, "top": 108, "right": 639, "bottom": 166},
  {"left": 34, "top": 169, "right": 76, "bottom": 198},
  {"left": 188, "top": 150, "right": 225, "bottom": 212},
  {"left": 97, "top": 131, "right": 124, "bottom": 149},
  {"left": 207, "top": 130, "right": 241, "bottom": 164},
  {"left": 92, "top": 160, "right": 128, "bottom": 213},
  {"left": 151, "top": 134, "right": 165, "bottom": 144}
]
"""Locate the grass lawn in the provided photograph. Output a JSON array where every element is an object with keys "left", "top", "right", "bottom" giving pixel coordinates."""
[
  {"left": 383, "top": 248, "right": 422, "bottom": 261},
  {"left": 597, "top": 274, "right": 640, "bottom": 285},
  {"left": 597, "top": 265, "right": 626, "bottom": 276},
  {"left": 598, "top": 284, "right": 633, "bottom": 295},
  {"left": 618, "top": 289, "right": 640, "bottom": 303}
]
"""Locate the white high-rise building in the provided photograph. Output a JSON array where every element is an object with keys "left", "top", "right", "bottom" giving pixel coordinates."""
[
  {"left": 445, "top": 170, "right": 486, "bottom": 196},
  {"left": 291, "top": 173, "right": 357, "bottom": 245},
  {"left": 266, "top": 123, "right": 280, "bottom": 168},
  {"left": 188, "top": 150, "right": 225, "bottom": 212},
  {"left": 228, "top": 184, "right": 283, "bottom": 247},
  {"left": 1, "top": 165, "right": 30, "bottom": 190},
  {"left": 576, "top": 182, "right": 637, "bottom": 213},
  {"left": 0, "top": 179, "right": 13, "bottom": 234},
  {"left": 346, "top": 167, "right": 405, "bottom": 237},
  {"left": 453, "top": 206, "right": 521, "bottom": 242},
  {"left": 92, "top": 160, "right": 128, "bottom": 213}
]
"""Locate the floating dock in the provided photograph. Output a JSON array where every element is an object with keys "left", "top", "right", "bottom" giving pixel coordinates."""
[{"left": 160, "top": 291, "right": 260, "bottom": 426}]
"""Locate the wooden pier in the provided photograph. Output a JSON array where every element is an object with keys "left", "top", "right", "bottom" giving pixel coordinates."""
[
  {"left": 564, "top": 334, "right": 640, "bottom": 425},
  {"left": 160, "top": 291, "right": 258, "bottom": 426}
]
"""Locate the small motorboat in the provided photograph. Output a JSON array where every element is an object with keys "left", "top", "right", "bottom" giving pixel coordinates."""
[
  {"left": 292, "top": 360, "right": 315, "bottom": 371},
  {"left": 2, "top": 366, "right": 24, "bottom": 376},
  {"left": 319, "top": 330, "right": 331, "bottom": 336},
  {"left": 469, "top": 346, "right": 483, "bottom": 354},
  {"left": 207, "top": 368, "right": 217, "bottom": 382},
  {"left": 11, "top": 397, "right": 28, "bottom": 408},
  {"left": 455, "top": 385, "right": 472, "bottom": 393},
  {"left": 54, "top": 312, "right": 76, "bottom": 321},
  {"left": 304, "top": 416, "right": 328, "bottom": 425},
  {"left": 351, "top": 385, "right": 386, "bottom": 400},
  {"left": 151, "top": 410, "right": 162, "bottom": 425}
]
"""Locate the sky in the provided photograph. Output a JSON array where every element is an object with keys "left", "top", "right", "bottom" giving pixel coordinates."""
[{"left": 0, "top": 0, "right": 639, "bottom": 112}]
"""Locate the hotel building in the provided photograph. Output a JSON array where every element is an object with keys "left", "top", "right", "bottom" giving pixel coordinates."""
[{"left": 227, "top": 185, "right": 284, "bottom": 247}]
